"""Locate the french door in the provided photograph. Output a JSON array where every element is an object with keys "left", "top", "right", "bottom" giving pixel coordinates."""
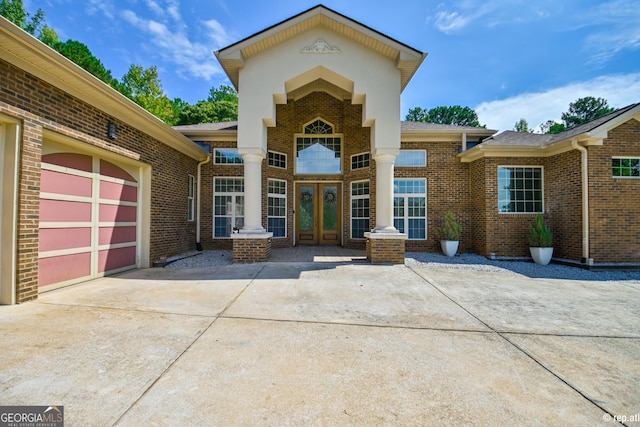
[{"left": 296, "top": 183, "right": 341, "bottom": 245}]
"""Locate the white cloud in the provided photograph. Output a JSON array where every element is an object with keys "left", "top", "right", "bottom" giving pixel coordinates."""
[
  {"left": 120, "top": 7, "right": 225, "bottom": 81},
  {"left": 430, "top": 0, "right": 557, "bottom": 34},
  {"left": 202, "top": 19, "right": 234, "bottom": 48},
  {"left": 476, "top": 73, "right": 640, "bottom": 132},
  {"left": 583, "top": 0, "right": 640, "bottom": 65}
]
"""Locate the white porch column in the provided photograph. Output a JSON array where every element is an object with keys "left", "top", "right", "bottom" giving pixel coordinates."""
[
  {"left": 373, "top": 151, "right": 398, "bottom": 232},
  {"left": 240, "top": 151, "right": 266, "bottom": 233}
]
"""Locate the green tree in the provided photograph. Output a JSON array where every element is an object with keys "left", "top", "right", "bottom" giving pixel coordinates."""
[
  {"left": 560, "top": 96, "right": 615, "bottom": 129},
  {"left": 405, "top": 107, "right": 428, "bottom": 122},
  {"left": 120, "top": 64, "right": 176, "bottom": 124},
  {"left": 0, "top": 0, "right": 43, "bottom": 34},
  {"left": 514, "top": 118, "right": 530, "bottom": 133},
  {"left": 539, "top": 120, "right": 566, "bottom": 135},
  {"left": 51, "top": 39, "right": 118, "bottom": 86},
  {"left": 405, "top": 105, "right": 483, "bottom": 127},
  {"left": 176, "top": 85, "right": 238, "bottom": 125}
]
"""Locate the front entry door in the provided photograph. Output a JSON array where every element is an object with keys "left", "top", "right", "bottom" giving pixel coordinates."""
[{"left": 296, "top": 183, "right": 341, "bottom": 245}]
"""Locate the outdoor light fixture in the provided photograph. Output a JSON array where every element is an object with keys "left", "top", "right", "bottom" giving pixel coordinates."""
[{"left": 107, "top": 122, "right": 118, "bottom": 139}]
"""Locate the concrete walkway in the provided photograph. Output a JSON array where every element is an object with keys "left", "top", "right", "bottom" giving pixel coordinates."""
[{"left": 1, "top": 255, "right": 639, "bottom": 426}]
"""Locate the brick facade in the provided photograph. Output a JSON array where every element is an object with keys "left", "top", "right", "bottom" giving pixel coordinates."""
[
  {"left": 1, "top": 58, "right": 201, "bottom": 302},
  {"left": 587, "top": 119, "right": 640, "bottom": 263}
]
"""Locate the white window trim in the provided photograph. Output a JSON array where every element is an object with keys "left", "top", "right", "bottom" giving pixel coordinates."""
[
  {"left": 393, "top": 178, "right": 427, "bottom": 240},
  {"left": 612, "top": 156, "right": 640, "bottom": 179},
  {"left": 396, "top": 150, "right": 427, "bottom": 167},
  {"left": 268, "top": 150, "right": 287, "bottom": 170},
  {"left": 267, "top": 178, "right": 287, "bottom": 238},
  {"left": 214, "top": 148, "right": 243, "bottom": 165},
  {"left": 213, "top": 177, "right": 244, "bottom": 238},
  {"left": 497, "top": 165, "right": 545, "bottom": 214},
  {"left": 187, "top": 174, "right": 195, "bottom": 222},
  {"left": 350, "top": 180, "right": 370, "bottom": 239}
]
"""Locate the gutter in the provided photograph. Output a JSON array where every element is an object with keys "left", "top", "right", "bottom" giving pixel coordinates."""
[
  {"left": 196, "top": 155, "right": 211, "bottom": 250},
  {"left": 571, "top": 140, "right": 592, "bottom": 264}
]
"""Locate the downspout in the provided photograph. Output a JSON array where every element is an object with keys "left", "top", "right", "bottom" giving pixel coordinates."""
[
  {"left": 196, "top": 155, "right": 211, "bottom": 251},
  {"left": 571, "top": 140, "right": 591, "bottom": 264}
]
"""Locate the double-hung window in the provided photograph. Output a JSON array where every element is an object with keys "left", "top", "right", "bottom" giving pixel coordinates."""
[
  {"left": 498, "top": 166, "right": 543, "bottom": 213},
  {"left": 267, "top": 179, "right": 287, "bottom": 237},
  {"left": 393, "top": 179, "right": 426, "bottom": 239},
  {"left": 187, "top": 175, "right": 195, "bottom": 221},
  {"left": 351, "top": 181, "right": 370, "bottom": 239},
  {"left": 213, "top": 178, "right": 244, "bottom": 237}
]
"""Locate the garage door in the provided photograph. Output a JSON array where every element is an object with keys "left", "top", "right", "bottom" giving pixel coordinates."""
[{"left": 39, "top": 152, "right": 139, "bottom": 288}]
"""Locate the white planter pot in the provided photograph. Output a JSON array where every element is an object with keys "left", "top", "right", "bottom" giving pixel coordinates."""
[
  {"left": 440, "top": 240, "right": 459, "bottom": 257},
  {"left": 530, "top": 247, "right": 554, "bottom": 265}
]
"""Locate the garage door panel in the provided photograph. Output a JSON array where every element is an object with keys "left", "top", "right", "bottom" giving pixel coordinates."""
[
  {"left": 39, "top": 252, "right": 92, "bottom": 287},
  {"left": 98, "top": 246, "right": 136, "bottom": 273},
  {"left": 40, "top": 200, "right": 92, "bottom": 222},
  {"left": 41, "top": 170, "right": 92, "bottom": 197},
  {"left": 99, "top": 226, "right": 136, "bottom": 245},
  {"left": 100, "top": 159, "right": 137, "bottom": 182},
  {"left": 40, "top": 227, "right": 91, "bottom": 252},
  {"left": 99, "top": 204, "right": 137, "bottom": 222},
  {"left": 42, "top": 153, "right": 92, "bottom": 172},
  {"left": 100, "top": 181, "right": 138, "bottom": 202}
]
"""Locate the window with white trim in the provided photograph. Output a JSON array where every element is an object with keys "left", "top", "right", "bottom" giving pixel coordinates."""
[
  {"left": 351, "top": 152, "right": 370, "bottom": 170},
  {"left": 187, "top": 174, "right": 195, "bottom": 221},
  {"left": 267, "top": 179, "right": 287, "bottom": 238},
  {"left": 393, "top": 179, "right": 426, "bottom": 239},
  {"left": 498, "top": 166, "right": 543, "bottom": 213},
  {"left": 214, "top": 148, "right": 243, "bottom": 164},
  {"left": 612, "top": 157, "right": 640, "bottom": 178},
  {"left": 296, "top": 119, "right": 342, "bottom": 174},
  {"left": 396, "top": 150, "right": 426, "bottom": 167},
  {"left": 351, "top": 180, "right": 370, "bottom": 239},
  {"left": 213, "top": 178, "right": 244, "bottom": 237},
  {"left": 268, "top": 151, "right": 287, "bottom": 169}
]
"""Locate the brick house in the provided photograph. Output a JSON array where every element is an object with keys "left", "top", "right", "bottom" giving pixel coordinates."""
[
  {"left": 175, "top": 5, "right": 640, "bottom": 267},
  {"left": 1, "top": 5, "right": 638, "bottom": 304},
  {"left": 0, "top": 17, "right": 209, "bottom": 303}
]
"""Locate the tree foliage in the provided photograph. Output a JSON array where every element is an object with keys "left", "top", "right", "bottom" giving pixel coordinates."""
[
  {"left": 406, "top": 105, "right": 483, "bottom": 127},
  {"left": 514, "top": 118, "right": 530, "bottom": 133},
  {"left": 120, "top": 64, "right": 177, "bottom": 124},
  {"left": 51, "top": 39, "right": 119, "bottom": 87},
  {"left": 176, "top": 85, "right": 238, "bottom": 125},
  {"left": 0, "top": 0, "right": 43, "bottom": 34},
  {"left": 560, "top": 96, "right": 615, "bottom": 129}
]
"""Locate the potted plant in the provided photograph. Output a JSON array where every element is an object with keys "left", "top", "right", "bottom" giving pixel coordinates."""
[
  {"left": 528, "top": 214, "right": 553, "bottom": 265},
  {"left": 437, "top": 211, "right": 462, "bottom": 257}
]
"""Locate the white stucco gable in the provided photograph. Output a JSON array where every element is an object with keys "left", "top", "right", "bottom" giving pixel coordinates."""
[{"left": 214, "top": 4, "right": 427, "bottom": 156}]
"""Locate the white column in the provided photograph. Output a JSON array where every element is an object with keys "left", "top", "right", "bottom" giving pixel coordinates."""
[
  {"left": 373, "top": 152, "right": 398, "bottom": 233},
  {"left": 240, "top": 151, "right": 266, "bottom": 233}
]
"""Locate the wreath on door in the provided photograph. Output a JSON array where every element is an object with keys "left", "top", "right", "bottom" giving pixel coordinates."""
[
  {"left": 301, "top": 191, "right": 313, "bottom": 205},
  {"left": 324, "top": 190, "right": 337, "bottom": 204}
]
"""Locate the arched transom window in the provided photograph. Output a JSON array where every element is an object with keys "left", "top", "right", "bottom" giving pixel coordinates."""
[{"left": 296, "top": 119, "right": 342, "bottom": 174}]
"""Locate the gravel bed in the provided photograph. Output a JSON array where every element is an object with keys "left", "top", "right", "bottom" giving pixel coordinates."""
[{"left": 166, "top": 250, "right": 640, "bottom": 282}]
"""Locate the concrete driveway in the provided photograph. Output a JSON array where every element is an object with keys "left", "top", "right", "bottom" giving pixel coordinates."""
[{"left": 1, "top": 258, "right": 639, "bottom": 426}]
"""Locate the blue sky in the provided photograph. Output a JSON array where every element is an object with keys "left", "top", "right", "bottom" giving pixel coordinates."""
[{"left": 30, "top": 0, "right": 640, "bottom": 131}]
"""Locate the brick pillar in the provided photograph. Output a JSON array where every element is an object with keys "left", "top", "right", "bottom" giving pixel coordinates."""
[
  {"left": 364, "top": 233, "right": 407, "bottom": 264},
  {"left": 231, "top": 233, "right": 273, "bottom": 263}
]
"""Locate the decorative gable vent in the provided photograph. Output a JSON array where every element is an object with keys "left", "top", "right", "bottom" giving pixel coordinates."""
[{"left": 300, "top": 39, "right": 341, "bottom": 54}]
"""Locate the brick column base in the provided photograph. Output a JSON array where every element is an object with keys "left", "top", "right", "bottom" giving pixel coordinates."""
[
  {"left": 364, "top": 232, "right": 407, "bottom": 264},
  {"left": 231, "top": 233, "right": 273, "bottom": 263}
]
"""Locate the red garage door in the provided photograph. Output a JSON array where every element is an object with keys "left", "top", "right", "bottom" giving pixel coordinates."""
[{"left": 39, "top": 152, "right": 139, "bottom": 288}]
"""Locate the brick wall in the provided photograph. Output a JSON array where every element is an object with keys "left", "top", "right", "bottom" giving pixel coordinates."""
[
  {"left": 587, "top": 119, "right": 640, "bottom": 263},
  {"left": 1, "top": 58, "right": 199, "bottom": 301},
  {"left": 545, "top": 150, "right": 583, "bottom": 260}
]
